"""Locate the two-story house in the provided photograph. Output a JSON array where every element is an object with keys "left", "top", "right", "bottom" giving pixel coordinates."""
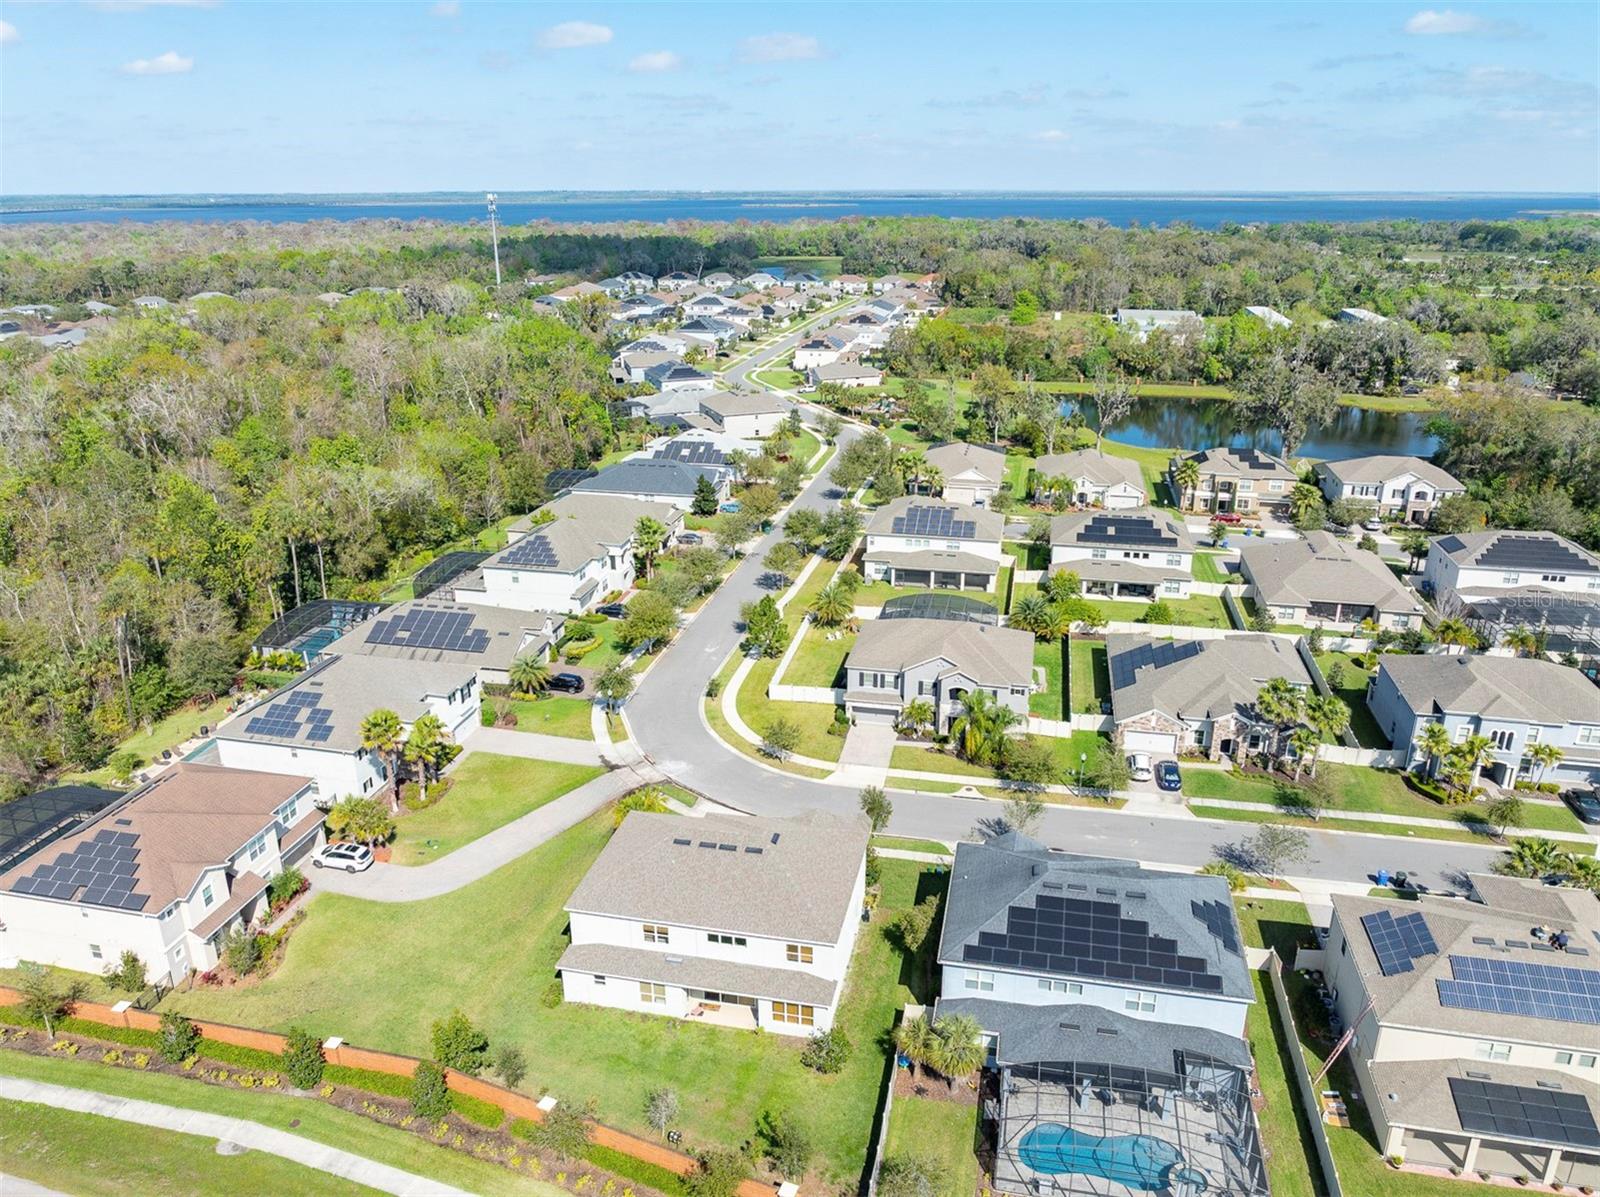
[
  {"left": 696, "top": 391, "right": 788, "bottom": 439},
  {"left": 1239, "top": 531, "right": 1425, "bottom": 630},
  {"left": 1322, "top": 879, "right": 1600, "bottom": 1187},
  {"left": 842, "top": 617, "right": 1033, "bottom": 731},
  {"left": 0, "top": 765, "right": 322, "bottom": 985},
  {"left": 210, "top": 654, "right": 480, "bottom": 804},
  {"left": 569, "top": 459, "right": 731, "bottom": 511},
  {"left": 1169, "top": 446, "right": 1299, "bottom": 515},
  {"left": 1425, "top": 531, "right": 1600, "bottom": 609},
  {"left": 923, "top": 442, "right": 1006, "bottom": 507},
  {"left": 1031, "top": 448, "right": 1147, "bottom": 509},
  {"left": 1368, "top": 653, "right": 1600, "bottom": 789},
  {"left": 320, "top": 598, "right": 564, "bottom": 687},
  {"left": 457, "top": 494, "right": 683, "bottom": 613},
  {"left": 792, "top": 332, "right": 851, "bottom": 371},
  {"left": 559, "top": 811, "right": 869, "bottom": 1036},
  {"left": 643, "top": 361, "right": 714, "bottom": 394},
  {"left": 675, "top": 316, "right": 741, "bottom": 350},
  {"left": 1107, "top": 633, "right": 1314, "bottom": 759},
  {"left": 1050, "top": 509, "right": 1196, "bottom": 600},
  {"left": 1313, "top": 455, "right": 1465, "bottom": 523},
  {"left": 863, "top": 498, "right": 1006, "bottom": 592},
  {"left": 655, "top": 270, "right": 697, "bottom": 291}
]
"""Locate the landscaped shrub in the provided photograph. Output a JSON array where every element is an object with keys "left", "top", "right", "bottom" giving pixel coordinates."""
[
  {"left": 520, "top": 1099, "right": 592, "bottom": 1160},
  {"left": 195, "top": 1039, "right": 284, "bottom": 1072},
  {"left": 685, "top": 1147, "right": 749, "bottom": 1197},
  {"left": 410, "top": 1060, "right": 453, "bottom": 1120},
  {"left": 581, "top": 1144, "right": 691, "bottom": 1197},
  {"left": 103, "top": 950, "right": 148, "bottom": 993},
  {"left": 561, "top": 636, "right": 603, "bottom": 664},
  {"left": 431, "top": 1009, "right": 489, "bottom": 1076},
  {"left": 281, "top": 1027, "right": 325, "bottom": 1089},
  {"left": 267, "top": 866, "right": 306, "bottom": 911},
  {"left": 324, "top": 1063, "right": 415, "bottom": 1098},
  {"left": 799, "top": 1027, "right": 853, "bottom": 1074},
  {"left": 222, "top": 924, "right": 263, "bottom": 975},
  {"left": 157, "top": 1012, "right": 201, "bottom": 1063}
]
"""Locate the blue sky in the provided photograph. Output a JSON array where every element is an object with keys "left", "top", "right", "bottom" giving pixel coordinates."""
[{"left": 1, "top": 1, "right": 1595, "bottom": 195}]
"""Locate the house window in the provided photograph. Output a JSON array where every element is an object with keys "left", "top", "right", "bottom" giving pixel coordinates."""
[
  {"left": 1162, "top": 581, "right": 1181, "bottom": 595},
  {"left": 1393, "top": 615, "right": 1411, "bottom": 629},
  {"left": 708, "top": 933, "right": 747, "bottom": 947},
  {"left": 1476, "top": 1041, "right": 1512, "bottom": 1062},
  {"left": 771, "top": 1002, "right": 815, "bottom": 1027},
  {"left": 1038, "top": 979, "right": 1083, "bottom": 995},
  {"left": 1527, "top": 727, "right": 1542, "bottom": 744},
  {"left": 964, "top": 971, "right": 995, "bottom": 992},
  {"left": 640, "top": 982, "right": 667, "bottom": 1004},
  {"left": 643, "top": 924, "right": 670, "bottom": 944},
  {"left": 786, "top": 944, "right": 814, "bottom": 964},
  {"left": 201, "top": 884, "right": 214, "bottom": 908},
  {"left": 1091, "top": 548, "right": 1107, "bottom": 560},
  {"left": 1125, "top": 991, "right": 1157, "bottom": 1014},
  {"left": 1489, "top": 729, "right": 1515, "bottom": 751},
  {"left": 246, "top": 832, "right": 268, "bottom": 861},
  {"left": 1267, "top": 481, "right": 1285, "bottom": 492},
  {"left": 1543, "top": 574, "right": 1568, "bottom": 584},
  {"left": 594, "top": 975, "right": 606, "bottom": 987},
  {"left": 1502, "top": 572, "right": 1521, "bottom": 585},
  {"left": 89, "top": 944, "right": 102, "bottom": 960},
  {"left": 1166, "top": 554, "right": 1183, "bottom": 567},
  {"left": 1578, "top": 727, "right": 1600, "bottom": 747}
]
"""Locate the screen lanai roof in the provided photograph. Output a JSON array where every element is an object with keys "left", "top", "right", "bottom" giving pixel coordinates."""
[
  {"left": 0, "top": 783, "right": 122, "bottom": 873},
  {"left": 252, "top": 599, "right": 386, "bottom": 653}
]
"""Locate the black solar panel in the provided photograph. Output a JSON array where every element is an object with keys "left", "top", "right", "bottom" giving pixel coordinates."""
[
  {"left": 1449, "top": 1077, "right": 1600, "bottom": 1148},
  {"left": 1072, "top": 514, "right": 1181, "bottom": 550},
  {"left": 545, "top": 468, "right": 599, "bottom": 492},
  {"left": 653, "top": 441, "right": 728, "bottom": 466},
  {"left": 365, "top": 605, "right": 491, "bottom": 655},
  {"left": 500, "top": 533, "right": 561, "bottom": 569},
  {"left": 1191, "top": 899, "right": 1242, "bottom": 956},
  {"left": 1438, "top": 955, "right": 1600, "bottom": 1025},
  {"left": 16, "top": 821, "right": 144, "bottom": 909},
  {"left": 1107, "top": 638, "right": 1204, "bottom": 691},
  {"left": 890, "top": 504, "right": 978, "bottom": 540},
  {"left": 1361, "top": 910, "right": 1438, "bottom": 976},
  {"left": 243, "top": 687, "right": 336, "bottom": 744},
  {"left": 1472, "top": 534, "right": 1597, "bottom": 574}
]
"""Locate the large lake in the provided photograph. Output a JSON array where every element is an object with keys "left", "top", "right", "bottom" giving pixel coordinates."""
[
  {"left": 1061, "top": 395, "right": 1438, "bottom": 462},
  {"left": 3, "top": 191, "right": 1594, "bottom": 227}
]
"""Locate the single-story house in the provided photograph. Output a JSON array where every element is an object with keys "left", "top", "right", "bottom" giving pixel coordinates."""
[
  {"left": 569, "top": 458, "right": 731, "bottom": 511},
  {"left": 923, "top": 442, "right": 1007, "bottom": 507},
  {"left": 809, "top": 360, "right": 882, "bottom": 389}
]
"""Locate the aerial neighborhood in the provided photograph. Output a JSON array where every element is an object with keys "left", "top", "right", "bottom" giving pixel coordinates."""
[{"left": 4, "top": 220, "right": 1600, "bottom": 1197}]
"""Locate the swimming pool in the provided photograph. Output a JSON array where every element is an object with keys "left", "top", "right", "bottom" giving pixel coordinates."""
[{"left": 1018, "top": 1124, "right": 1208, "bottom": 1193}]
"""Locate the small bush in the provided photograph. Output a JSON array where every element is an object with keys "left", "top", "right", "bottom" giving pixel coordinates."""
[
  {"left": 541, "top": 978, "right": 565, "bottom": 1008},
  {"left": 196, "top": 1039, "right": 283, "bottom": 1072},
  {"left": 800, "top": 1027, "right": 853, "bottom": 1075},
  {"left": 103, "top": 950, "right": 148, "bottom": 994},
  {"left": 495, "top": 1043, "right": 527, "bottom": 1088},
  {"left": 157, "top": 1012, "right": 201, "bottom": 1064},
  {"left": 410, "top": 1060, "right": 453, "bottom": 1120},
  {"left": 454, "top": 1090, "right": 506, "bottom": 1129},
  {"left": 324, "top": 1063, "right": 415, "bottom": 1099},
  {"left": 281, "top": 1027, "right": 325, "bottom": 1089}
]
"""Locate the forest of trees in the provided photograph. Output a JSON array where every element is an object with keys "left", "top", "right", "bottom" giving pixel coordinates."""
[{"left": 0, "top": 213, "right": 1596, "bottom": 798}]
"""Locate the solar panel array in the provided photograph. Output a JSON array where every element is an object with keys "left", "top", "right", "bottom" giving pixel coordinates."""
[
  {"left": 1073, "top": 514, "right": 1180, "bottom": 549},
  {"left": 365, "top": 606, "right": 490, "bottom": 655},
  {"left": 12, "top": 827, "right": 146, "bottom": 910},
  {"left": 1361, "top": 910, "right": 1440, "bottom": 976},
  {"left": 890, "top": 504, "right": 978, "bottom": 540},
  {"left": 1191, "top": 899, "right": 1242, "bottom": 956},
  {"left": 500, "top": 533, "right": 561, "bottom": 569},
  {"left": 1473, "top": 535, "right": 1596, "bottom": 573},
  {"left": 1449, "top": 1077, "right": 1600, "bottom": 1149},
  {"left": 654, "top": 441, "right": 727, "bottom": 466},
  {"left": 1437, "top": 955, "right": 1600, "bottom": 1025},
  {"left": 1107, "top": 638, "right": 1204, "bottom": 691},
  {"left": 243, "top": 688, "right": 336, "bottom": 744},
  {"left": 961, "top": 889, "right": 1226, "bottom": 993}
]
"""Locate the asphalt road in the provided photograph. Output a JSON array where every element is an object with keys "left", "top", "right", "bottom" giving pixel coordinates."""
[{"left": 629, "top": 317, "right": 1509, "bottom": 897}]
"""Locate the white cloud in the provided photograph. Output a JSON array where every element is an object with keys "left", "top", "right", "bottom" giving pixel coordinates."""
[
  {"left": 1033, "top": 129, "right": 1068, "bottom": 142},
  {"left": 537, "top": 20, "right": 612, "bottom": 49},
  {"left": 629, "top": 50, "right": 682, "bottom": 73},
  {"left": 1405, "top": 9, "right": 1487, "bottom": 34},
  {"left": 431, "top": 1, "right": 460, "bottom": 15},
  {"left": 122, "top": 49, "right": 193, "bottom": 75},
  {"left": 738, "top": 32, "right": 820, "bottom": 63},
  {"left": 0, "top": 20, "right": 17, "bottom": 45}
]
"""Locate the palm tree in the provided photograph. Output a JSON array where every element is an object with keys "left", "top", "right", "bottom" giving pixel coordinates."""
[
  {"left": 1288, "top": 483, "right": 1323, "bottom": 525},
  {"left": 809, "top": 583, "right": 854, "bottom": 627},
  {"left": 1304, "top": 695, "right": 1350, "bottom": 777},
  {"left": 949, "top": 689, "right": 1020, "bottom": 767},
  {"left": 1416, "top": 721, "right": 1453, "bottom": 780},
  {"left": 892, "top": 1014, "right": 937, "bottom": 1080},
  {"left": 930, "top": 1014, "right": 987, "bottom": 1092},
  {"left": 1252, "top": 678, "right": 1305, "bottom": 766},
  {"left": 360, "top": 708, "right": 405, "bottom": 812},
  {"left": 1172, "top": 457, "right": 1201, "bottom": 512},
  {"left": 894, "top": 449, "right": 928, "bottom": 495},
  {"left": 922, "top": 464, "right": 944, "bottom": 498},
  {"left": 1288, "top": 727, "right": 1320, "bottom": 782},
  {"left": 1008, "top": 593, "right": 1056, "bottom": 640},
  {"left": 1500, "top": 836, "right": 1568, "bottom": 879},
  {"left": 1453, "top": 733, "right": 1497, "bottom": 794},
  {"left": 403, "top": 713, "right": 448, "bottom": 803},
  {"left": 633, "top": 516, "right": 669, "bottom": 580},
  {"left": 1434, "top": 617, "right": 1475, "bottom": 654},
  {"left": 899, "top": 699, "right": 936, "bottom": 740},
  {"left": 1501, "top": 625, "right": 1539, "bottom": 657},
  {"left": 508, "top": 654, "right": 551, "bottom": 696},
  {"left": 1563, "top": 852, "right": 1600, "bottom": 893},
  {"left": 1527, "top": 742, "right": 1565, "bottom": 785}
]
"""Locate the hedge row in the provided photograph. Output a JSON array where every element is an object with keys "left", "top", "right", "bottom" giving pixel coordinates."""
[{"left": 581, "top": 1143, "right": 691, "bottom": 1197}]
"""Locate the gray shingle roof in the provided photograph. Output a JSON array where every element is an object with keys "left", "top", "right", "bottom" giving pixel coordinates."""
[
  {"left": 571, "top": 459, "right": 721, "bottom": 499},
  {"left": 935, "top": 997, "right": 1252, "bottom": 1070},
  {"left": 564, "top": 811, "right": 868, "bottom": 943},
  {"left": 484, "top": 494, "right": 679, "bottom": 574},
  {"left": 924, "top": 442, "right": 1006, "bottom": 485},
  {"left": 322, "top": 599, "right": 560, "bottom": 671},
  {"left": 1240, "top": 531, "right": 1421, "bottom": 615},
  {"left": 1106, "top": 633, "right": 1312, "bottom": 723},
  {"left": 557, "top": 943, "right": 837, "bottom": 1007},
  {"left": 865, "top": 497, "right": 1005, "bottom": 541},
  {"left": 936, "top": 838, "right": 1254, "bottom": 1002},
  {"left": 847, "top": 618, "right": 1033, "bottom": 686},
  {"left": 698, "top": 391, "right": 787, "bottom": 417},
  {"left": 1433, "top": 529, "right": 1600, "bottom": 574},
  {"left": 1315, "top": 454, "right": 1463, "bottom": 490},
  {"left": 1032, "top": 449, "right": 1145, "bottom": 493},
  {"left": 1376, "top": 653, "right": 1600, "bottom": 726},
  {"left": 1050, "top": 507, "right": 1195, "bottom": 553}
]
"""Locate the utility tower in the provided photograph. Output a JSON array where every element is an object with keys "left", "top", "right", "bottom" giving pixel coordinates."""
[{"left": 486, "top": 192, "right": 502, "bottom": 287}]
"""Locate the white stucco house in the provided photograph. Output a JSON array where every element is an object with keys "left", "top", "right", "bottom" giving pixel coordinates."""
[
  {"left": 1050, "top": 508, "right": 1196, "bottom": 600},
  {"left": 1313, "top": 455, "right": 1465, "bottom": 523},
  {"left": 863, "top": 498, "right": 1006, "bottom": 592},
  {"left": 697, "top": 392, "right": 788, "bottom": 439},
  {"left": 923, "top": 442, "right": 1006, "bottom": 507},
  {"left": 1031, "top": 449, "right": 1146, "bottom": 510}
]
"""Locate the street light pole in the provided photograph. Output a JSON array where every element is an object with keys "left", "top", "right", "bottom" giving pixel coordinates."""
[
  {"left": 1077, "top": 751, "right": 1087, "bottom": 792},
  {"left": 486, "top": 193, "right": 502, "bottom": 287}
]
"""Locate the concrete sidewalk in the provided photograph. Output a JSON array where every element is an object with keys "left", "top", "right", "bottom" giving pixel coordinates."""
[
  {"left": 0, "top": 1077, "right": 472, "bottom": 1196},
  {"left": 1188, "top": 797, "right": 1597, "bottom": 844},
  {"left": 314, "top": 763, "right": 662, "bottom": 902}
]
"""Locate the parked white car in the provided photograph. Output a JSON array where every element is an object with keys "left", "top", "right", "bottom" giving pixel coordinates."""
[
  {"left": 1127, "top": 752, "right": 1154, "bottom": 782},
  {"left": 313, "top": 841, "right": 374, "bottom": 873}
]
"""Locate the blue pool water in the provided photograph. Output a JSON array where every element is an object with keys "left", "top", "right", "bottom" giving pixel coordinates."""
[{"left": 1018, "top": 1124, "right": 1208, "bottom": 1193}]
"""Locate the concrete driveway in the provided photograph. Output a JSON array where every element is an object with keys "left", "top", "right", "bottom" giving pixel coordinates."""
[{"left": 838, "top": 722, "right": 897, "bottom": 770}]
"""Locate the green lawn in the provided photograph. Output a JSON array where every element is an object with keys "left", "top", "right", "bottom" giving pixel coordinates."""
[
  {"left": 162, "top": 812, "right": 939, "bottom": 1188},
  {"left": 1003, "top": 539, "right": 1050, "bottom": 571},
  {"left": 1, "top": 1098, "right": 380, "bottom": 1197},
  {"left": 558, "top": 617, "right": 626, "bottom": 670},
  {"left": 506, "top": 694, "right": 594, "bottom": 739},
  {"left": 1031, "top": 639, "right": 1066, "bottom": 718},
  {"left": 1192, "top": 552, "right": 1237, "bottom": 585},
  {"left": 735, "top": 655, "right": 844, "bottom": 762},
  {"left": 0, "top": 1051, "right": 563, "bottom": 1197},
  {"left": 390, "top": 753, "right": 604, "bottom": 866},
  {"left": 68, "top": 695, "right": 235, "bottom": 785},
  {"left": 755, "top": 367, "right": 806, "bottom": 391},
  {"left": 871, "top": 835, "right": 954, "bottom": 855},
  {"left": 1239, "top": 596, "right": 1317, "bottom": 636},
  {"left": 1068, "top": 638, "right": 1110, "bottom": 715},
  {"left": 890, "top": 733, "right": 1112, "bottom": 789},
  {"left": 1184, "top": 763, "right": 1587, "bottom": 836},
  {"left": 704, "top": 651, "right": 835, "bottom": 779},
  {"left": 853, "top": 564, "right": 1011, "bottom": 611},
  {"left": 1077, "top": 592, "right": 1230, "bottom": 628},
  {"left": 883, "top": 1092, "right": 981, "bottom": 1197},
  {"left": 783, "top": 623, "right": 854, "bottom": 688},
  {"left": 790, "top": 428, "right": 822, "bottom": 468},
  {"left": 1312, "top": 652, "right": 1388, "bottom": 748},
  {"left": 1244, "top": 977, "right": 1326, "bottom": 1197}
]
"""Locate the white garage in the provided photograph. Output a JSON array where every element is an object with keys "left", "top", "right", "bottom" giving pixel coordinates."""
[
  {"left": 848, "top": 704, "right": 900, "bottom": 727},
  {"left": 1120, "top": 729, "right": 1178, "bottom": 756}
]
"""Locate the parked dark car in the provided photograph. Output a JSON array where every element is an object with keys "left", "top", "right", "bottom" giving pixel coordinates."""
[
  {"left": 595, "top": 602, "right": 628, "bottom": 619},
  {"left": 1156, "top": 760, "right": 1182, "bottom": 792},
  {"left": 548, "top": 672, "right": 585, "bottom": 694},
  {"left": 678, "top": 532, "right": 704, "bottom": 545},
  {"left": 1562, "top": 788, "right": 1600, "bottom": 826}
]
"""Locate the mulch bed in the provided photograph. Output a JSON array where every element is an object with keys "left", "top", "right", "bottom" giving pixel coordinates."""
[{"left": 892, "top": 1063, "right": 981, "bottom": 1106}]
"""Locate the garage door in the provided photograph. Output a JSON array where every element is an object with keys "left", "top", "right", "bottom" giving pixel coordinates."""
[
  {"left": 850, "top": 706, "right": 899, "bottom": 726},
  {"left": 1122, "top": 730, "right": 1177, "bottom": 755}
]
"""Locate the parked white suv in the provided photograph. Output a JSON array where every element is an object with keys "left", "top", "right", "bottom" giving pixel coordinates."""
[
  {"left": 1127, "top": 752, "right": 1155, "bottom": 782},
  {"left": 313, "top": 841, "right": 374, "bottom": 873}
]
